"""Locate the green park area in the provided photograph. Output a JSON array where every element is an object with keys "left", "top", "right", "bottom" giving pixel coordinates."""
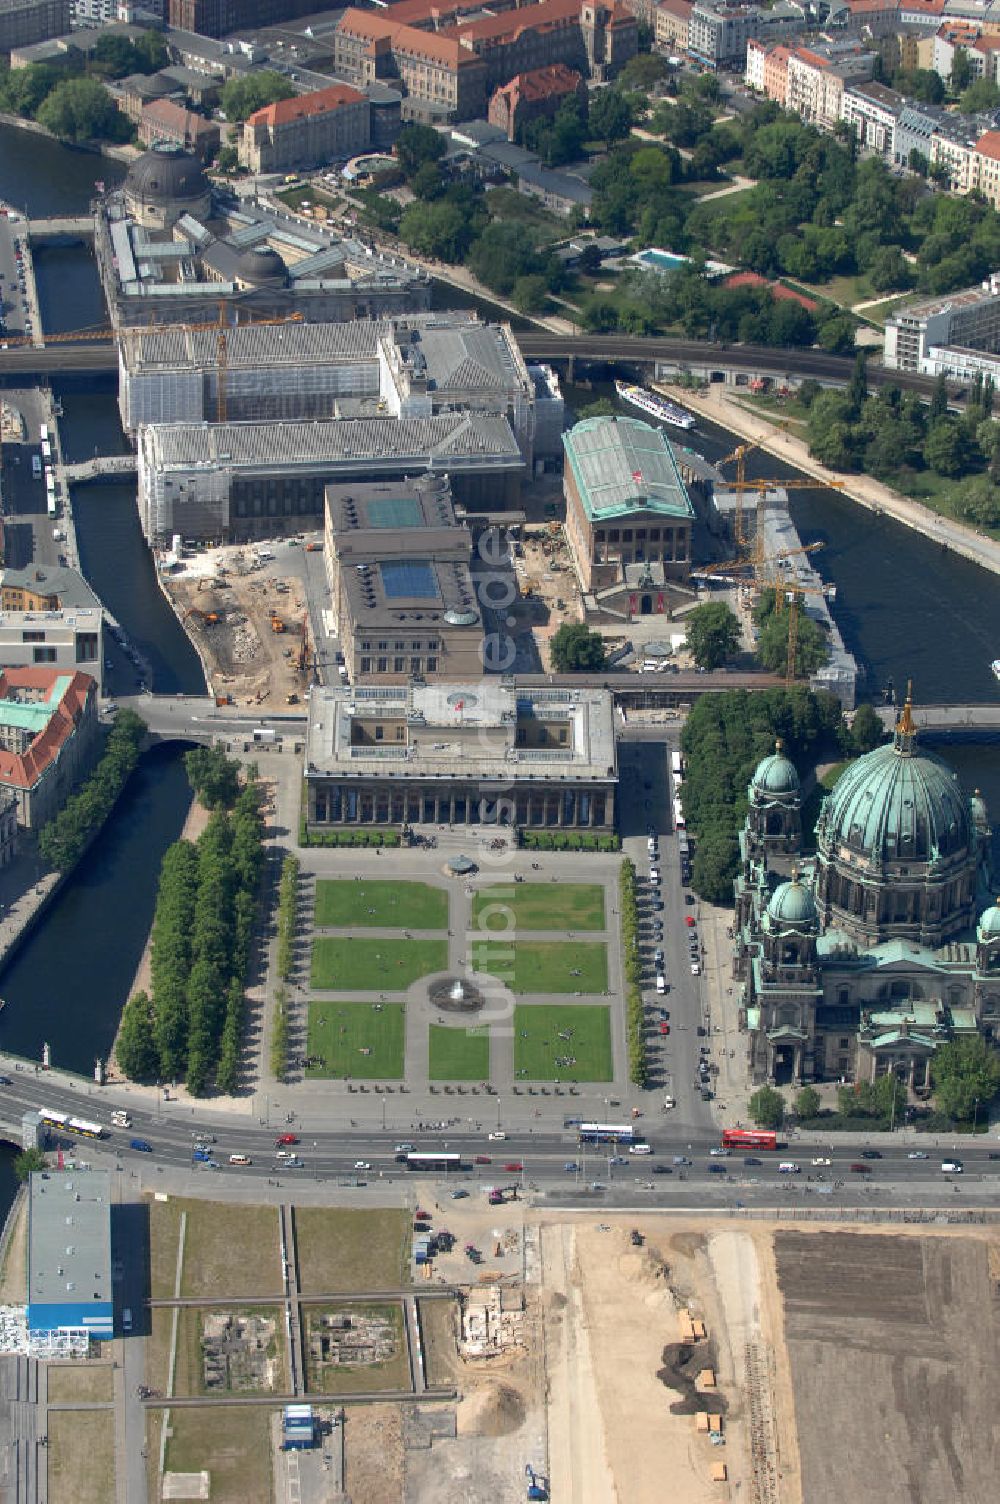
[
  {"left": 305, "top": 1001, "right": 406, "bottom": 1078},
  {"left": 513, "top": 1003, "right": 613, "bottom": 1082},
  {"left": 471, "top": 939, "right": 608, "bottom": 994},
  {"left": 428, "top": 1023, "right": 490, "bottom": 1081},
  {"left": 311, "top": 936, "right": 447, "bottom": 990},
  {"left": 471, "top": 882, "right": 605, "bottom": 932},
  {"left": 314, "top": 879, "right": 448, "bottom": 930}
]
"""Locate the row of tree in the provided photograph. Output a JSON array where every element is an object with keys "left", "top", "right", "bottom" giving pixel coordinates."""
[
  {"left": 619, "top": 858, "right": 646, "bottom": 1087},
  {"left": 270, "top": 854, "right": 299, "bottom": 1084},
  {"left": 39, "top": 710, "right": 145, "bottom": 871},
  {"left": 115, "top": 754, "right": 263, "bottom": 1095}
]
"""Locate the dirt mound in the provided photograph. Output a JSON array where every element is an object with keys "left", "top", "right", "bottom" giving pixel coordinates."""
[
  {"left": 656, "top": 1341, "right": 726, "bottom": 1416},
  {"left": 669, "top": 1231, "right": 707, "bottom": 1260},
  {"left": 457, "top": 1382, "right": 526, "bottom": 1437}
]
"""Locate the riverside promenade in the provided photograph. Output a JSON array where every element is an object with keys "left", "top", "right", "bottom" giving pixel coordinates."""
[{"left": 667, "top": 380, "right": 1000, "bottom": 580}]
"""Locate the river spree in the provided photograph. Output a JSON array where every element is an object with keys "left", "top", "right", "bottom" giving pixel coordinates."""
[{"left": 0, "top": 121, "right": 123, "bottom": 216}]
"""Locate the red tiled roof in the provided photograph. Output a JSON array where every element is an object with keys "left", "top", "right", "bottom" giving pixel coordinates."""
[
  {"left": 445, "top": 0, "right": 583, "bottom": 47},
  {"left": 247, "top": 83, "right": 366, "bottom": 128},
  {"left": 975, "top": 130, "right": 1000, "bottom": 161},
  {"left": 0, "top": 668, "right": 95, "bottom": 794},
  {"left": 493, "top": 62, "right": 583, "bottom": 106},
  {"left": 656, "top": 0, "right": 692, "bottom": 18},
  {"left": 142, "top": 99, "right": 218, "bottom": 137},
  {"left": 790, "top": 47, "right": 833, "bottom": 68},
  {"left": 337, "top": 9, "right": 478, "bottom": 68}
]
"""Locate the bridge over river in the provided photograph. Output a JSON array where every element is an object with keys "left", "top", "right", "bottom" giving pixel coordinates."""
[{"left": 119, "top": 684, "right": 1000, "bottom": 745}]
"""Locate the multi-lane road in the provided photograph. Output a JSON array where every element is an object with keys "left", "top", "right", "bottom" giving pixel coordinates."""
[{"left": 4, "top": 1067, "right": 998, "bottom": 1206}]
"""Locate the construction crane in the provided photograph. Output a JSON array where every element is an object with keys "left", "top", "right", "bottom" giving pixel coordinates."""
[
  {"left": 6, "top": 306, "right": 304, "bottom": 423},
  {"left": 694, "top": 539, "right": 825, "bottom": 589},
  {"left": 765, "top": 577, "right": 832, "bottom": 684},
  {"left": 716, "top": 435, "right": 843, "bottom": 568}
]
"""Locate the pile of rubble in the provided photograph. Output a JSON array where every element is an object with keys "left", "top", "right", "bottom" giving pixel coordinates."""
[
  {"left": 229, "top": 615, "right": 260, "bottom": 664},
  {"left": 460, "top": 1285, "right": 525, "bottom": 1358}
]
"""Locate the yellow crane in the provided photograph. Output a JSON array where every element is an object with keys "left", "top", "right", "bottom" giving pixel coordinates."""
[
  {"left": 766, "top": 577, "right": 832, "bottom": 684},
  {"left": 716, "top": 435, "right": 844, "bottom": 568}
]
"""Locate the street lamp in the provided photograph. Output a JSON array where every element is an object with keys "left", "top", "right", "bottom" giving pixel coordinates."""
[
  {"left": 973, "top": 1097, "right": 980, "bottom": 1135},
  {"left": 496, "top": 1096, "right": 502, "bottom": 1129}
]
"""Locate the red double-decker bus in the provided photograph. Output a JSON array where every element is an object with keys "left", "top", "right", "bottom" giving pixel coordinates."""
[{"left": 721, "top": 1128, "right": 778, "bottom": 1151}]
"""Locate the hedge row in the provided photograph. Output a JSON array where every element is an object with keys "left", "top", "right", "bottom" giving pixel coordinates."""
[
  {"left": 620, "top": 858, "right": 646, "bottom": 1088},
  {"left": 521, "top": 830, "right": 620, "bottom": 852},
  {"left": 276, "top": 854, "right": 299, "bottom": 983}
]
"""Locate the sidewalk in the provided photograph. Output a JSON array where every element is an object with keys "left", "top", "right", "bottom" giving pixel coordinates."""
[{"left": 662, "top": 381, "right": 1000, "bottom": 580}]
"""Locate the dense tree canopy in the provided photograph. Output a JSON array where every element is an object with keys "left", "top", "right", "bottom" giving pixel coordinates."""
[
  {"left": 754, "top": 589, "right": 829, "bottom": 679},
  {"left": 550, "top": 622, "right": 607, "bottom": 671},
  {"left": 680, "top": 688, "right": 845, "bottom": 902},
  {"left": 931, "top": 1038, "right": 1000, "bottom": 1121},
  {"left": 36, "top": 77, "right": 132, "bottom": 143},
  {"left": 748, "top": 1086, "right": 785, "bottom": 1128},
  {"left": 221, "top": 70, "right": 294, "bottom": 123},
  {"left": 395, "top": 122, "right": 446, "bottom": 176},
  {"left": 39, "top": 711, "right": 145, "bottom": 870},
  {"left": 686, "top": 601, "right": 741, "bottom": 670}
]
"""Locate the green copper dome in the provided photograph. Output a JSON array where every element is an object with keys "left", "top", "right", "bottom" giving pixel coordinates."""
[
  {"left": 818, "top": 728, "right": 970, "bottom": 865},
  {"left": 752, "top": 740, "right": 800, "bottom": 797},
  {"left": 767, "top": 878, "right": 817, "bottom": 926},
  {"left": 979, "top": 902, "right": 1000, "bottom": 942}
]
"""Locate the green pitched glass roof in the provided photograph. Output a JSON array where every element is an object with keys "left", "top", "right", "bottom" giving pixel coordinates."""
[
  {"left": 364, "top": 496, "right": 424, "bottom": 528},
  {"left": 562, "top": 416, "right": 695, "bottom": 521}
]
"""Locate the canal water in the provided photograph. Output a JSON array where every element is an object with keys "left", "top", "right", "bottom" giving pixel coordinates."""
[
  {"left": 0, "top": 122, "right": 124, "bottom": 217},
  {"left": 0, "top": 744, "right": 193, "bottom": 1074}
]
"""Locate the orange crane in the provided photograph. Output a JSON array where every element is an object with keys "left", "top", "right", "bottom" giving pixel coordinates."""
[{"left": 716, "top": 435, "right": 843, "bottom": 566}]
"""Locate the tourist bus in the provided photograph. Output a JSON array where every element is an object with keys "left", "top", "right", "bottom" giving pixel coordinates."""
[
  {"left": 671, "top": 750, "right": 683, "bottom": 780},
  {"left": 37, "top": 1107, "right": 107, "bottom": 1139},
  {"left": 578, "top": 1122, "right": 637, "bottom": 1146},
  {"left": 40, "top": 439, "right": 51, "bottom": 462},
  {"left": 404, "top": 1151, "right": 463, "bottom": 1172},
  {"left": 39, "top": 423, "right": 48, "bottom": 443},
  {"left": 721, "top": 1128, "right": 778, "bottom": 1151}
]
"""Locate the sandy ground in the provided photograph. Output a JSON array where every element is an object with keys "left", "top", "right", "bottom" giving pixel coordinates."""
[
  {"left": 162, "top": 547, "right": 311, "bottom": 710},
  {"left": 345, "top": 1404, "right": 404, "bottom": 1504}
]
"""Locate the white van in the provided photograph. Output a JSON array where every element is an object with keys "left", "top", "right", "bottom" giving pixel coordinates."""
[
  {"left": 941, "top": 1160, "right": 963, "bottom": 1173},
  {"left": 655, "top": 974, "right": 667, "bottom": 995},
  {"left": 777, "top": 1161, "right": 800, "bottom": 1174},
  {"left": 629, "top": 1143, "right": 652, "bottom": 1155},
  {"left": 229, "top": 1153, "right": 252, "bottom": 1166},
  {"left": 110, "top": 1110, "right": 132, "bottom": 1128}
]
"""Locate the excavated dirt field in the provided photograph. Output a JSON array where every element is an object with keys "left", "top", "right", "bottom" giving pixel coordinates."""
[{"left": 162, "top": 546, "right": 311, "bottom": 710}]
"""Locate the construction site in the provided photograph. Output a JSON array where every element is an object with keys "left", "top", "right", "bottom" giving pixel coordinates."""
[{"left": 161, "top": 543, "right": 313, "bottom": 711}]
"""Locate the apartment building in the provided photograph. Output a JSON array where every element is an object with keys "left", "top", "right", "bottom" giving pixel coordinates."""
[
  {"left": 239, "top": 83, "right": 371, "bottom": 173},
  {"left": 930, "top": 118, "right": 979, "bottom": 189},
  {"left": 840, "top": 79, "right": 903, "bottom": 158},
  {"left": 165, "top": 0, "right": 318, "bottom": 38},
  {"left": 0, "top": 0, "right": 71, "bottom": 52},
  {"left": 654, "top": 0, "right": 692, "bottom": 51},
  {"left": 688, "top": 1, "right": 760, "bottom": 66},
  {"left": 884, "top": 275, "right": 1000, "bottom": 372},
  {"left": 973, "top": 127, "right": 1000, "bottom": 205},
  {"left": 786, "top": 47, "right": 843, "bottom": 127}
]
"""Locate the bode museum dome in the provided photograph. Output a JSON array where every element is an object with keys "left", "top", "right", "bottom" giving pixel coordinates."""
[
  {"left": 733, "top": 695, "right": 998, "bottom": 1092},
  {"left": 123, "top": 144, "right": 212, "bottom": 231}
]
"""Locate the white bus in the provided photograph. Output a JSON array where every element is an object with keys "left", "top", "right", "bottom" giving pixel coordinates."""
[
  {"left": 673, "top": 797, "right": 686, "bottom": 829},
  {"left": 40, "top": 439, "right": 51, "bottom": 461},
  {"left": 671, "top": 750, "right": 683, "bottom": 779},
  {"left": 39, "top": 423, "right": 48, "bottom": 443},
  {"left": 47, "top": 495, "right": 57, "bottom": 518}
]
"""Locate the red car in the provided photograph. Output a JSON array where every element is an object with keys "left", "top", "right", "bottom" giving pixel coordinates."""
[
  {"left": 659, "top": 1021, "right": 670, "bottom": 1035},
  {"left": 503, "top": 1162, "right": 523, "bottom": 1172},
  {"left": 474, "top": 1154, "right": 491, "bottom": 1164},
  {"left": 274, "top": 1134, "right": 299, "bottom": 1146},
  {"left": 685, "top": 916, "right": 696, "bottom": 927},
  {"left": 415, "top": 1207, "right": 430, "bottom": 1220}
]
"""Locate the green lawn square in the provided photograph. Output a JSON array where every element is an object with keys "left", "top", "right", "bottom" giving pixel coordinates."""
[
  {"left": 513, "top": 1004, "right": 612, "bottom": 1082},
  {"left": 428, "top": 1024, "right": 490, "bottom": 1081},
  {"left": 305, "top": 1001, "right": 405, "bottom": 1078},
  {"left": 470, "top": 940, "right": 608, "bottom": 994},
  {"left": 471, "top": 883, "right": 605, "bottom": 932},
  {"left": 310, "top": 937, "right": 447, "bottom": 990},
  {"left": 314, "top": 879, "right": 448, "bottom": 930}
]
